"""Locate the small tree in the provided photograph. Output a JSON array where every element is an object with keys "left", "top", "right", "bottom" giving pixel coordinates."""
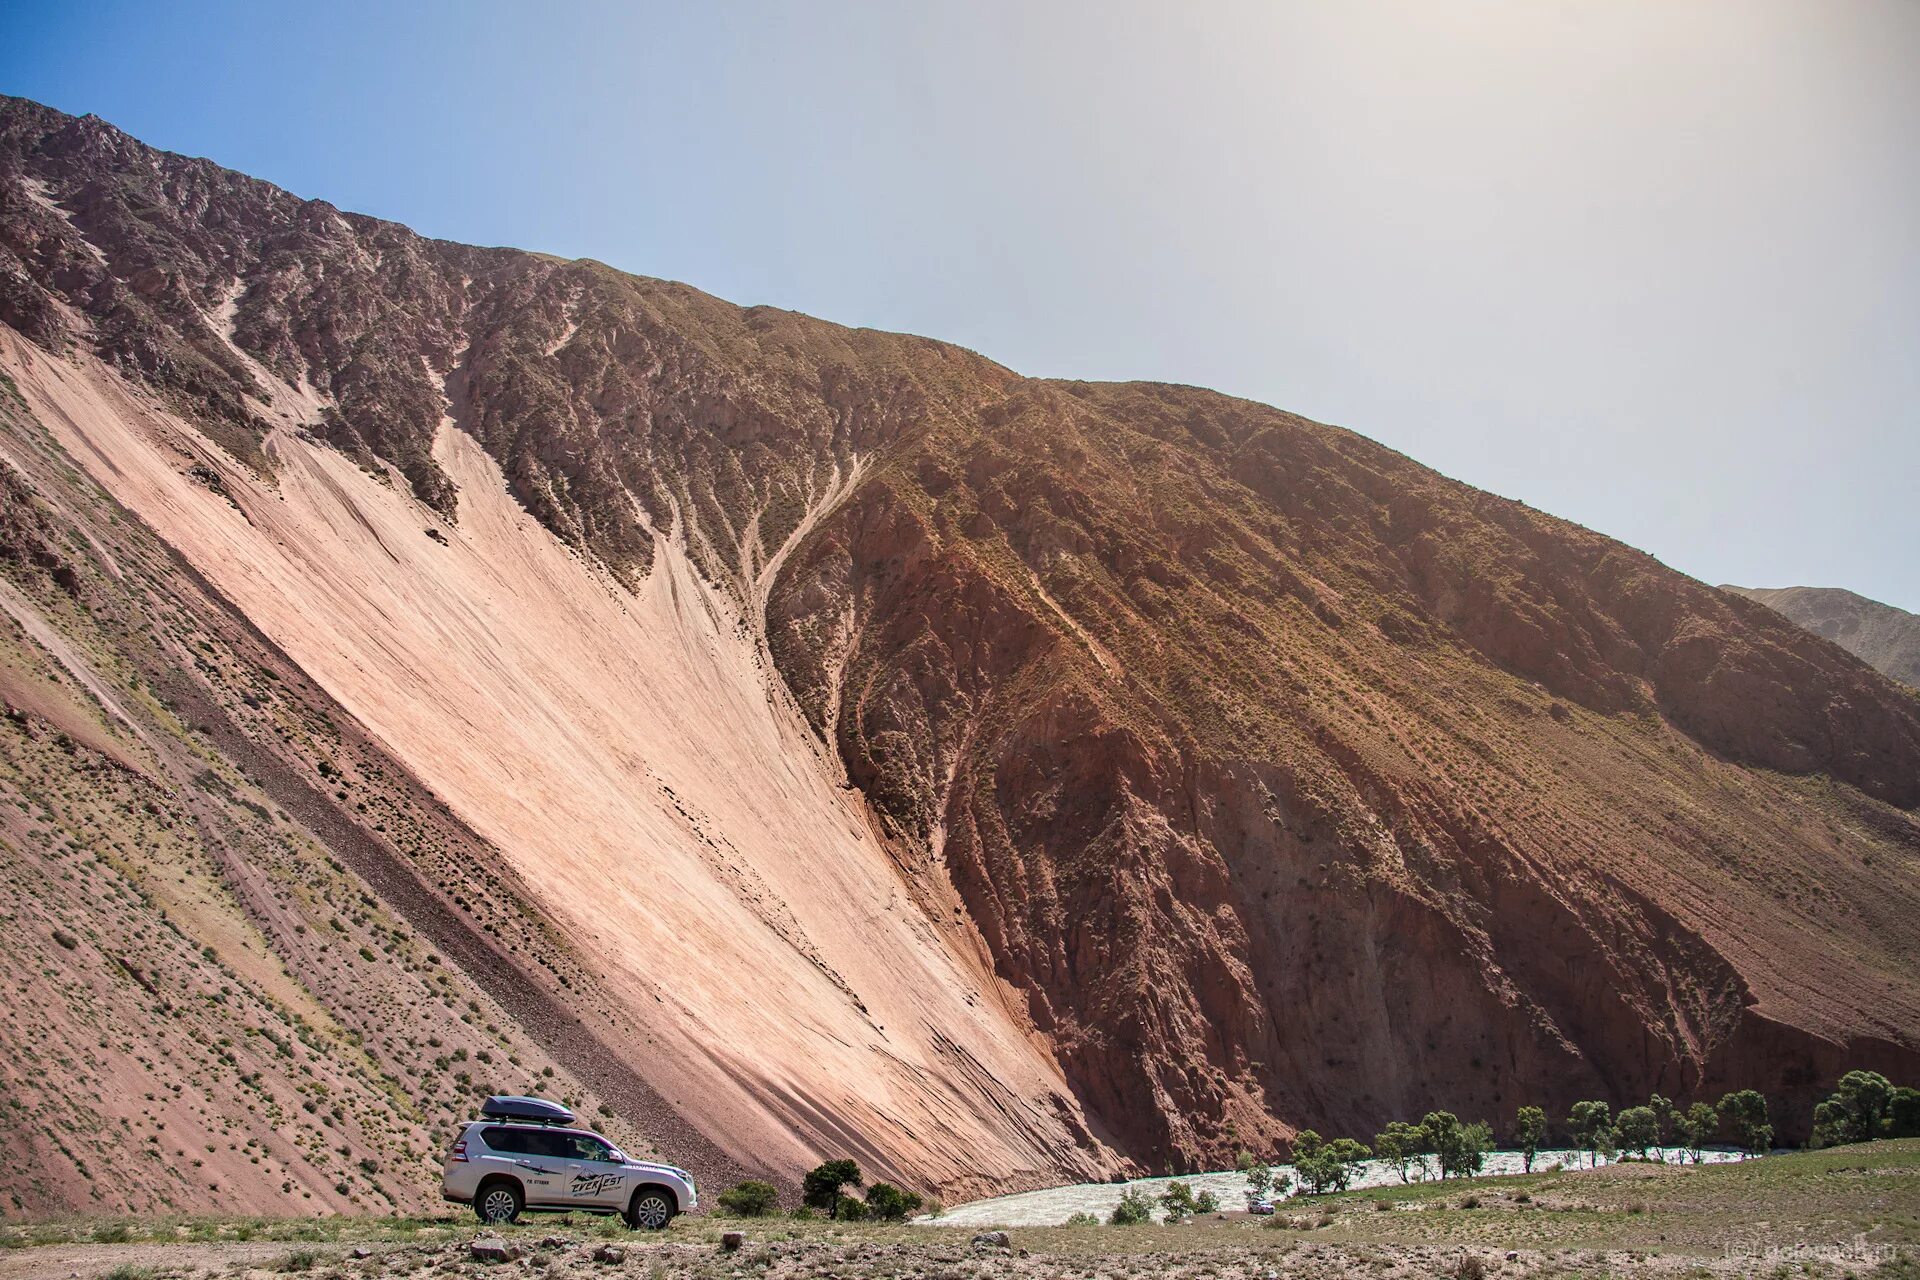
[
  {"left": 1420, "top": 1113, "right": 1459, "bottom": 1180},
  {"left": 1679, "top": 1101, "right": 1718, "bottom": 1163},
  {"left": 1615, "top": 1106, "right": 1659, "bottom": 1159},
  {"left": 1717, "top": 1091, "right": 1772, "bottom": 1157},
  {"left": 1514, "top": 1106, "right": 1549, "bottom": 1174},
  {"left": 1194, "top": 1189, "right": 1220, "bottom": 1214},
  {"left": 1236, "top": 1149, "right": 1275, "bottom": 1203},
  {"left": 1450, "top": 1120, "right": 1492, "bottom": 1180},
  {"left": 1294, "top": 1132, "right": 1370, "bottom": 1195},
  {"left": 802, "top": 1159, "right": 863, "bottom": 1219},
  {"left": 717, "top": 1180, "right": 780, "bottom": 1217},
  {"left": 1568, "top": 1101, "right": 1613, "bottom": 1168},
  {"left": 1812, "top": 1071, "right": 1896, "bottom": 1147},
  {"left": 1109, "top": 1187, "right": 1155, "bottom": 1225},
  {"left": 863, "top": 1182, "right": 924, "bottom": 1221},
  {"left": 1158, "top": 1180, "right": 1199, "bottom": 1222},
  {"left": 1421, "top": 1112, "right": 1489, "bottom": 1180},
  {"left": 1643, "top": 1097, "right": 1674, "bottom": 1159},
  {"left": 1374, "top": 1121, "right": 1429, "bottom": 1183}
]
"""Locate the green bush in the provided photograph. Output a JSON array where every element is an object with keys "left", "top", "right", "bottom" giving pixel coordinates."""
[
  {"left": 1718, "top": 1090, "right": 1772, "bottom": 1155},
  {"left": 863, "top": 1182, "right": 924, "bottom": 1221},
  {"left": 1158, "top": 1180, "right": 1199, "bottom": 1221},
  {"left": 801, "top": 1159, "right": 863, "bottom": 1219},
  {"left": 717, "top": 1180, "right": 780, "bottom": 1217},
  {"left": 1293, "top": 1131, "right": 1371, "bottom": 1194},
  {"left": 1892, "top": 1087, "right": 1920, "bottom": 1139},
  {"left": 1064, "top": 1211, "right": 1100, "bottom": 1226},
  {"left": 1568, "top": 1101, "right": 1613, "bottom": 1167},
  {"left": 1677, "top": 1101, "right": 1719, "bottom": 1162},
  {"left": 1422, "top": 1112, "right": 1491, "bottom": 1180},
  {"left": 1815, "top": 1072, "right": 1896, "bottom": 1147},
  {"left": 1616, "top": 1106, "right": 1660, "bottom": 1158},
  {"left": 1374, "top": 1120, "right": 1430, "bottom": 1183},
  {"left": 1109, "top": 1187, "right": 1155, "bottom": 1225}
]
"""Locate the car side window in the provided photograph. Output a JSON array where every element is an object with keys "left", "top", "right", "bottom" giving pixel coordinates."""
[
  {"left": 525, "top": 1130, "right": 572, "bottom": 1160},
  {"left": 481, "top": 1127, "right": 527, "bottom": 1154},
  {"left": 567, "top": 1134, "right": 616, "bottom": 1162}
]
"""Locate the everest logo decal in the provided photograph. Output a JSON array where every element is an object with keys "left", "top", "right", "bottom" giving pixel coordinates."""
[{"left": 570, "top": 1173, "right": 623, "bottom": 1197}]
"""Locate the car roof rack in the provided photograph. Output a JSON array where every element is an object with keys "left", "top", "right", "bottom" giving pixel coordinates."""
[{"left": 480, "top": 1094, "right": 578, "bottom": 1126}]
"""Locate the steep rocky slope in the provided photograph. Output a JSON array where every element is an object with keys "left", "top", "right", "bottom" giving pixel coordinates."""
[
  {"left": 1, "top": 96, "right": 1918, "bottom": 1214},
  {"left": 1724, "top": 585, "right": 1920, "bottom": 689}
]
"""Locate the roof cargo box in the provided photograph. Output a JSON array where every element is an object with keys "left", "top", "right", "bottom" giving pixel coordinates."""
[{"left": 480, "top": 1095, "right": 576, "bottom": 1125}]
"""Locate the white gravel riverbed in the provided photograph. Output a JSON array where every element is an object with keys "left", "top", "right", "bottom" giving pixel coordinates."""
[{"left": 928, "top": 1147, "right": 1749, "bottom": 1227}]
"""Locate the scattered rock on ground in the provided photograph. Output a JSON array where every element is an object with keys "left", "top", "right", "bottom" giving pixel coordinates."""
[{"left": 469, "top": 1235, "right": 516, "bottom": 1263}]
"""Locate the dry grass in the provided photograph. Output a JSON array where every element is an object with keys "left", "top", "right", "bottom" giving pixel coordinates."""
[{"left": 3, "top": 1144, "right": 1917, "bottom": 1279}]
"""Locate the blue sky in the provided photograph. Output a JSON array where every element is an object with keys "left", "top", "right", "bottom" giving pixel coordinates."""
[{"left": 6, "top": 1, "right": 1918, "bottom": 609}]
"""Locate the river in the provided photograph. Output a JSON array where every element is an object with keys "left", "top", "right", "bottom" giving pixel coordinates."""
[{"left": 928, "top": 1147, "right": 1749, "bottom": 1226}]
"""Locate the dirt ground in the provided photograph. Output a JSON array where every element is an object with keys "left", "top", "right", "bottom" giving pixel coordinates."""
[
  {"left": 6, "top": 1143, "right": 1919, "bottom": 1280},
  {"left": 0, "top": 1226, "right": 1910, "bottom": 1280}
]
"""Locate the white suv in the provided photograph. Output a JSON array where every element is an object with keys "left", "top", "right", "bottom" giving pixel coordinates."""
[{"left": 442, "top": 1098, "right": 697, "bottom": 1229}]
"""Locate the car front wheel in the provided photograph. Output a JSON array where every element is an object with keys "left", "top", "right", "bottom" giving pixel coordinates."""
[
  {"left": 475, "top": 1178, "right": 524, "bottom": 1225},
  {"left": 626, "top": 1187, "right": 676, "bottom": 1230}
]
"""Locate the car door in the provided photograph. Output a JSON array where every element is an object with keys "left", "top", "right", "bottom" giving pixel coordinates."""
[
  {"left": 489, "top": 1127, "right": 565, "bottom": 1205},
  {"left": 553, "top": 1132, "right": 629, "bottom": 1209}
]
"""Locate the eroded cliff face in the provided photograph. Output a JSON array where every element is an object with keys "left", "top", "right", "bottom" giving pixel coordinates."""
[
  {"left": 2, "top": 95, "right": 1917, "bottom": 1211},
  {"left": 764, "top": 382, "right": 1920, "bottom": 1161}
]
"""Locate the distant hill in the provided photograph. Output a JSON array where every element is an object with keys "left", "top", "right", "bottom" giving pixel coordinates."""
[{"left": 1723, "top": 586, "right": 1920, "bottom": 687}]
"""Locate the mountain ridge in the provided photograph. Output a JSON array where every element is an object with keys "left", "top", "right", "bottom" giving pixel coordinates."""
[
  {"left": 1722, "top": 585, "right": 1920, "bottom": 689},
  {"left": 2, "top": 94, "right": 1918, "bottom": 1214}
]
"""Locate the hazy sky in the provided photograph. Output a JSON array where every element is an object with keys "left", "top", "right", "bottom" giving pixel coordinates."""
[{"left": 6, "top": 2, "right": 1917, "bottom": 608}]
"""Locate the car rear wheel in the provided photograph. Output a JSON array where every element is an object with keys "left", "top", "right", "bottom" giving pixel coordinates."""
[
  {"left": 475, "top": 1178, "right": 524, "bottom": 1225},
  {"left": 626, "top": 1186, "right": 675, "bottom": 1230}
]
